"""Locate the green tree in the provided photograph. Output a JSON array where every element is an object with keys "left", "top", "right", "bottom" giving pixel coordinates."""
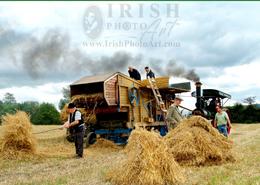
[
  {"left": 58, "top": 99, "right": 69, "bottom": 111},
  {"left": 228, "top": 103, "right": 260, "bottom": 123},
  {"left": 18, "top": 101, "right": 40, "bottom": 117},
  {"left": 228, "top": 103, "right": 244, "bottom": 123},
  {"left": 242, "top": 96, "right": 256, "bottom": 105},
  {"left": 0, "top": 93, "right": 18, "bottom": 122},
  {"left": 0, "top": 95, "right": 18, "bottom": 124},
  {"left": 3, "top": 92, "right": 16, "bottom": 104},
  {"left": 62, "top": 87, "right": 70, "bottom": 100},
  {"left": 243, "top": 105, "right": 258, "bottom": 123},
  {"left": 58, "top": 86, "right": 70, "bottom": 110},
  {"left": 0, "top": 101, "right": 4, "bottom": 124},
  {"left": 31, "top": 103, "right": 61, "bottom": 125}
]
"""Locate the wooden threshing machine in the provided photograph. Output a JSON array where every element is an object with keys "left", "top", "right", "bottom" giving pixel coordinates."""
[{"left": 69, "top": 72, "right": 191, "bottom": 145}]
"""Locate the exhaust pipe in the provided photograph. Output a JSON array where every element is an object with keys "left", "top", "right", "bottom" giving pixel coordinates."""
[{"left": 195, "top": 81, "right": 202, "bottom": 110}]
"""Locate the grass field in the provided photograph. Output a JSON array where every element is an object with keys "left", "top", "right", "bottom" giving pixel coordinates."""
[{"left": 0, "top": 124, "right": 259, "bottom": 185}]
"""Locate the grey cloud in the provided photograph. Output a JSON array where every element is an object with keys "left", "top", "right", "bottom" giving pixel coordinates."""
[
  {"left": 1, "top": 3, "right": 260, "bottom": 94},
  {"left": 166, "top": 3, "right": 260, "bottom": 70}
]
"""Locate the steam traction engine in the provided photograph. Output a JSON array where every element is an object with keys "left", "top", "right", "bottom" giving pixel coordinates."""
[{"left": 192, "top": 81, "right": 231, "bottom": 120}]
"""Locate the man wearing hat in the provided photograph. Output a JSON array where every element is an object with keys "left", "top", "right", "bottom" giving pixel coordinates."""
[
  {"left": 166, "top": 95, "right": 184, "bottom": 129},
  {"left": 63, "top": 103, "right": 85, "bottom": 158}
]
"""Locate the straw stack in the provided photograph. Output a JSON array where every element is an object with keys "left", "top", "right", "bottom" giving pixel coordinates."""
[
  {"left": 0, "top": 111, "right": 37, "bottom": 159},
  {"left": 107, "top": 128, "right": 185, "bottom": 185},
  {"left": 164, "top": 116, "right": 235, "bottom": 166}
]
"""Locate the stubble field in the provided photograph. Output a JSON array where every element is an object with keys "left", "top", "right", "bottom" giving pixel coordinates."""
[{"left": 0, "top": 124, "right": 259, "bottom": 185}]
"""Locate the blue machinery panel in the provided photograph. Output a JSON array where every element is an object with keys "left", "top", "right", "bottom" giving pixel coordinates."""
[
  {"left": 94, "top": 127, "right": 167, "bottom": 145},
  {"left": 94, "top": 128, "right": 132, "bottom": 145}
]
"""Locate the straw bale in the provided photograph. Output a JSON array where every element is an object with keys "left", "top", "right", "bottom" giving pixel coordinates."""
[
  {"left": 165, "top": 116, "right": 235, "bottom": 166},
  {"left": 107, "top": 128, "right": 185, "bottom": 185},
  {"left": 0, "top": 111, "right": 37, "bottom": 159}
]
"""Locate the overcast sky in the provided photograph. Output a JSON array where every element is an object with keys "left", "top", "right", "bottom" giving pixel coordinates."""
[{"left": 0, "top": 2, "right": 259, "bottom": 109}]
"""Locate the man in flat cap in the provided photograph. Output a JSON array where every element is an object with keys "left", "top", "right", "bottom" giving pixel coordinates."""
[
  {"left": 166, "top": 95, "right": 184, "bottom": 129},
  {"left": 63, "top": 103, "right": 85, "bottom": 158}
]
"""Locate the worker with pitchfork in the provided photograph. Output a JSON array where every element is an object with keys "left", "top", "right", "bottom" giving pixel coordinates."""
[{"left": 63, "top": 103, "right": 85, "bottom": 158}]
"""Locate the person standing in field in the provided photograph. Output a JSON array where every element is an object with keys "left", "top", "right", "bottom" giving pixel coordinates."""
[
  {"left": 145, "top": 66, "right": 155, "bottom": 79},
  {"left": 166, "top": 95, "right": 184, "bottom": 129},
  {"left": 214, "top": 105, "right": 232, "bottom": 137},
  {"left": 63, "top": 103, "right": 85, "bottom": 158}
]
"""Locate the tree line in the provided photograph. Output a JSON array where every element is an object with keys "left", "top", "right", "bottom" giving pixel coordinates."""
[
  {"left": 0, "top": 93, "right": 61, "bottom": 125},
  {"left": 227, "top": 103, "right": 260, "bottom": 123}
]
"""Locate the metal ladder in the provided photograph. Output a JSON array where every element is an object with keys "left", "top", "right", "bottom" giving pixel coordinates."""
[{"left": 147, "top": 77, "right": 167, "bottom": 114}]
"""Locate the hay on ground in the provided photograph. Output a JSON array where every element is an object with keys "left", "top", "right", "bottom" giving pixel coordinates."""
[
  {"left": 0, "top": 111, "right": 37, "bottom": 159},
  {"left": 90, "top": 138, "right": 120, "bottom": 149},
  {"left": 107, "top": 128, "right": 185, "bottom": 185},
  {"left": 164, "top": 116, "right": 235, "bottom": 166}
]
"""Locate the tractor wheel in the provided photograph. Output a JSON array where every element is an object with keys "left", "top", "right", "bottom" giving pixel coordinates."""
[{"left": 85, "top": 132, "right": 97, "bottom": 148}]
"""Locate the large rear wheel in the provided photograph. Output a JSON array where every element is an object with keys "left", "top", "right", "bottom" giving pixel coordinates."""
[{"left": 85, "top": 132, "right": 97, "bottom": 148}]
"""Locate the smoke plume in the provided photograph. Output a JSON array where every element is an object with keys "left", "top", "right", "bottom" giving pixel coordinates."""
[
  {"left": 2, "top": 26, "right": 198, "bottom": 83},
  {"left": 22, "top": 30, "right": 70, "bottom": 78},
  {"left": 13, "top": 29, "right": 142, "bottom": 79},
  {"left": 150, "top": 59, "right": 200, "bottom": 82}
]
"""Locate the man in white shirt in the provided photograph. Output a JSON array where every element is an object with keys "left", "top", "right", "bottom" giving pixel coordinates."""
[{"left": 63, "top": 103, "right": 85, "bottom": 158}]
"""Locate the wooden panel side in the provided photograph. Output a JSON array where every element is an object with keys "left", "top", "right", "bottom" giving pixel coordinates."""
[
  {"left": 134, "top": 106, "right": 140, "bottom": 122},
  {"left": 118, "top": 75, "right": 140, "bottom": 105},
  {"left": 117, "top": 75, "right": 154, "bottom": 123},
  {"left": 139, "top": 92, "right": 150, "bottom": 122},
  {"left": 104, "top": 75, "right": 117, "bottom": 105},
  {"left": 119, "top": 86, "right": 129, "bottom": 105}
]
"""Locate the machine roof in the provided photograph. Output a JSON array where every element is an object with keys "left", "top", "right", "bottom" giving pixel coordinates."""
[
  {"left": 203, "top": 89, "right": 231, "bottom": 99},
  {"left": 71, "top": 72, "right": 143, "bottom": 86},
  {"left": 71, "top": 73, "right": 115, "bottom": 86}
]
